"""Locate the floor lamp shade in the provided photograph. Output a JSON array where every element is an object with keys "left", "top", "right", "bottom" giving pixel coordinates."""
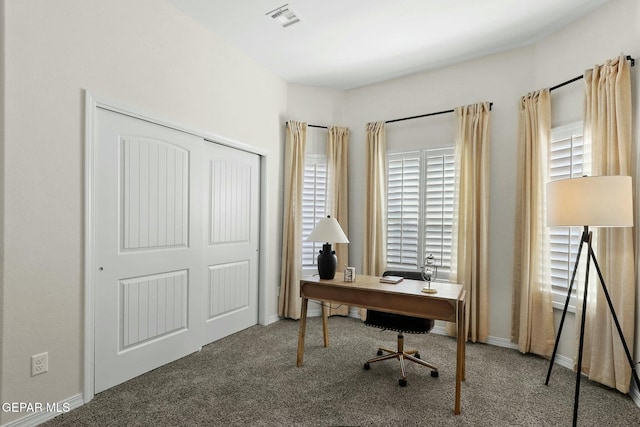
[
  {"left": 547, "top": 176, "right": 633, "bottom": 227},
  {"left": 545, "top": 175, "right": 639, "bottom": 427},
  {"left": 307, "top": 216, "right": 349, "bottom": 279}
]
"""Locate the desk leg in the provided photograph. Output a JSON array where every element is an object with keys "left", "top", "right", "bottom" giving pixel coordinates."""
[
  {"left": 462, "top": 301, "right": 466, "bottom": 381},
  {"left": 455, "top": 299, "right": 465, "bottom": 415},
  {"left": 321, "top": 301, "right": 329, "bottom": 347},
  {"left": 296, "top": 298, "right": 309, "bottom": 367}
]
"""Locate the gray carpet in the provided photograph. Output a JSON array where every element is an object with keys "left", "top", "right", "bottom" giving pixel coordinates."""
[{"left": 44, "top": 316, "right": 640, "bottom": 426}]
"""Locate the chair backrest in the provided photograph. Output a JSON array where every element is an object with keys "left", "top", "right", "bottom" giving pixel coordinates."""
[
  {"left": 383, "top": 270, "right": 424, "bottom": 281},
  {"left": 367, "top": 270, "right": 434, "bottom": 333}
]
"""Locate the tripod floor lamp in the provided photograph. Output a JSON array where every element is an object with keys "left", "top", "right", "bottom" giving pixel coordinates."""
[{"left": 545, "top": 175, "right": 640, "bottom": 427}]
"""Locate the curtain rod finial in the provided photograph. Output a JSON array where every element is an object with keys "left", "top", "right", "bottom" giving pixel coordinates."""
[{"left": 626, "top": 55, "right": 635, "bottom": 67}]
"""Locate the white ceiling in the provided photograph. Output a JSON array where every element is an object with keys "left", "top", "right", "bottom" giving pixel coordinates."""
[{"left": 167, "top": 0, "right": 610, "bottom": 90}]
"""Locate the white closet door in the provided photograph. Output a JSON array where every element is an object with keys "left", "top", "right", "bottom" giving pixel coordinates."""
[
  {"left": 203, "top": 142, "right": 260, "bottom": 343},
  {"left": 94, "top": 108, "right": 203, "bottom": 393}
]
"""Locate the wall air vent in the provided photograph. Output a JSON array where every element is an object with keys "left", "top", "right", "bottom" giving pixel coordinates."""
[{"left": 266, "top": 4, "right": 301, "bottom": 28}]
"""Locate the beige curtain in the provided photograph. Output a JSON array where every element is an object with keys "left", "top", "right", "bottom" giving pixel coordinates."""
[
  {"left": 449, "top": 103, "right": 490, "bottom": 342},
  {"left": 362, "top": 121, "right": 387, "bottom": 276},
  {"left": 511, "top": 89, "right": 556, "bottom": 356},
  {"left": 580, "top": 55, "right": 635, "bottom": 393},
  {"left": 327, "top": 126, "right": 350, "bottom": 316},
  {"left": 278, "top": 121, "right": 307, "bottom": 319}
]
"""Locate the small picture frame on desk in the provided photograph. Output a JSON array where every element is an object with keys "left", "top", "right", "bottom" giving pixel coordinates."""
[{"left": 344, "top": 266, "right": 356, "bottom": 282}]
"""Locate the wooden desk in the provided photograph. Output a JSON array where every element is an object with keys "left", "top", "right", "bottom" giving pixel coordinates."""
[{"left": 296, "top": 273, "right": 467, "bottom": 415}]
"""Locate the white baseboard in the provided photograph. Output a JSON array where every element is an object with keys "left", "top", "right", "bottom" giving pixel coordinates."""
[
  {"left": 264, "top": 313, "right": 281, "bottom": 325},
  {"left": 485, "top": 335, "right": 519, "bottom": 350},
  {"left": 1, "top": 394, "right": 84, "bottom": 427},
  {"left": 549, "top": 353, "right": 574, "bottom": 370},
  {"left": 431, "top": 326, "right": 522, "bottom": 352}
]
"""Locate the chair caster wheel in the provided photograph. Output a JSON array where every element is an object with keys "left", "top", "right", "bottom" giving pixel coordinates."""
[
  {"left": 415, "top": 353, "right": 421, "bottom": 359},
  {"left": 399, "top": 378, "right": 407, "bottom": 387},
  {"left": 364, "top": 363, "right": 370, "bottom": 370},
  {"left": 377, "top": 350, "right": 383, "bottom": 356},
  {"left": 431, "top": 370, "right": 439, "bottom": 378}
]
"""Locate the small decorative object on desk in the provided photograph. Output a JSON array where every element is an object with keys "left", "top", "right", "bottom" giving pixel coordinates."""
[
  {"left": 421, "top": 254, "right": 438, "bottom": 294},
  {"left": 344, "top": 265, "right": 356, "bottom": 282},
  {"left": 379, "top": 275, "right": 403, "bottom": 284}
]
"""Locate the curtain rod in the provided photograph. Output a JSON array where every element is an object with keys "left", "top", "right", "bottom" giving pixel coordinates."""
[
  {"left": 308, "top": 56, "right": 635, "bottom": 126},
  {"left": 550, "top": 55, "right": 635, "bottom": 92},
  {"left": 386, "top": 102, "right": 493, "bottom": 124},
  {"left": 309, "top": 102, "right": 494, "bottom": 128}
]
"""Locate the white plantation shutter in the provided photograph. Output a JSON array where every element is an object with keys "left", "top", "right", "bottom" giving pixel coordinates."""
[
  {"left": 549, "top": 122, "right": 587, "bottom": 309},
  {"left": 302, "top": 155, "right": 327, "bottom": 267},
  {"left": 423, "top": 149, "right": 455, "bottom": 277},
  {"left": 386, "top": 148, "right": 454, "bottom": 275},
  {"left": 387, "top": 152, "right": 420, "bottom": 268}
]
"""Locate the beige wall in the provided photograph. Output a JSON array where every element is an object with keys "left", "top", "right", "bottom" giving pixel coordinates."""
[
  {"left": 286, "top": 84, "right": 347, "bottom": 127},
  {"left": 343, "top": 46, "right": 533, "bottom": 344},
  {"left": 0, "top": 0, "right": 287, "bottom": 424}
]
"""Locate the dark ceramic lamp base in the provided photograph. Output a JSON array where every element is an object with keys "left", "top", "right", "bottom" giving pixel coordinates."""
[{"left": 317, "top": 243, "right": 337, "bottom": 279}]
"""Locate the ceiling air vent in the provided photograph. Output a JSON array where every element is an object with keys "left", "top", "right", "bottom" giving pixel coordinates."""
[{"left": 266, "top": 4, "right": 300, "bottom": 28}]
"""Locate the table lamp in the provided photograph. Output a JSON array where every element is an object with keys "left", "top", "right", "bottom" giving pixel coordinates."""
[
  {"left": 544, "top": 175, "right": 639, "bottom": 427},
  {"left": 306, "top": 215, "right": 349, "bottom": 279}
]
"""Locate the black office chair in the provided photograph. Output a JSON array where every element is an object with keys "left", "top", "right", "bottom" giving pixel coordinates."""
[{"left": 363, "top": 270, "right": 438, "bottom": 386}]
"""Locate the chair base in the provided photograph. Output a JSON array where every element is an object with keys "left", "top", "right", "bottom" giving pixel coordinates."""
[{"left": 363, "top": 333, "right": 438, "bottom": 386}]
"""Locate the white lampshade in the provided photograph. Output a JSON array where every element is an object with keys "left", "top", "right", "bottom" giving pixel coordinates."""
[
  {"left": 307, "top": 216, "right": 349, "bottom": 243},
  {"left": 547, "top": 176, "right": 633, "bottom": 227}
]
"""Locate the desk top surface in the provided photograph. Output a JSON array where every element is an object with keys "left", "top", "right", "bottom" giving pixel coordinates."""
[{"left": 300, "top": 273, "right": 465, "bottom": 303}]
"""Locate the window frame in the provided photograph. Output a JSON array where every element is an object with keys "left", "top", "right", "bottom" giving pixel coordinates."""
[
  {"left": 548, "top": 121, "right": 587, "bottom": 312},
  {"left": 386, "top": 147, "right": 454, "bottom": 280},
  {"left": 423, "top": 147, "right": 455, "bottom": 279},
  {"left": 301, "top": 153, "right": 328, "bottom": 270}
]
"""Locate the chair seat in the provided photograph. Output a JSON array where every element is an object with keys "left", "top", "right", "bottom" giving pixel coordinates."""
[
  {"left": 365, "top": 310, "right": 434, "bottom": 334},
  {"left": 362, "top": 270, "right": 438, "bottom": 386}
]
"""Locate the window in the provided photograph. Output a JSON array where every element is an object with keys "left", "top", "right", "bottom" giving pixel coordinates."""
[
  {"left": 302, "top": 154, "right": 327, "bottom": 268},
  {"left": 549, "top": 122, "right": 588, "bottom": 310},
  {"left": 387, "top": 152, "right": 420, "bottom": 268},
  {"left": 386, "top": 148, "right": 455, "bottom": 278}
]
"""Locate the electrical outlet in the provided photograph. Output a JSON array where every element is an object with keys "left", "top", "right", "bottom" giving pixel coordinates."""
[{"left": 31, "top": 352, "right": 48, "bottom": 376}]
